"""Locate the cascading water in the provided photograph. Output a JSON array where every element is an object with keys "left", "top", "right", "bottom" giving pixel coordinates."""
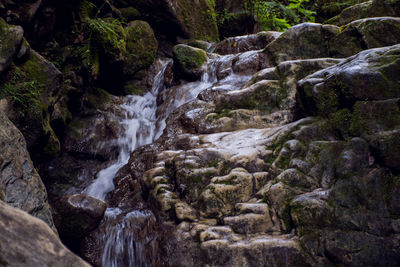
[
  {"left": 83, "top": 52, "right": 255, "bottom": 267},
  {"left": 84, "top": 59, "right": 172, "bottom": 200}
]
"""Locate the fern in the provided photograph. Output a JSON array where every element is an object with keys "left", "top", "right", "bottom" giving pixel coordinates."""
[{"left": 244, "top": 0, "right": 316, "bottom": 31}]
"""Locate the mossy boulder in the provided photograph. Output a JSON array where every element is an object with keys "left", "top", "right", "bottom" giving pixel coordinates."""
[
  {"left": 263, "top": 23, "right": 339, "bottom": 64},
  {"left": 326, "top": 0, "right": 400, "bottom": 26},
  {"left": 173, "top": 44, "right": 208, "bottom": 80},
  {"left": 129, "top": 0, "right": 219, "bottom": 41},
  {"left": 119, "top": 7, "right": 141, "bottom": 21},
  {"left": 123, "top": 20, "right": 158, "bottom": 77},
  {"left": 298, "top": 44, "right": 400, "bottom": 116},
  {"left": 1, "top": 49, "right": 64, "bottom": 158},
  {"left": 0, "top": 18, "right": 23, "bottom": 75},
  {"left": 330, "top": 17, "right": 400, "bottom": 57}
]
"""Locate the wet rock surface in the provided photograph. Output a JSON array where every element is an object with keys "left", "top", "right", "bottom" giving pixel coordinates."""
[
  {"left": 0, "top": 0, "right": 400, "bottom": 266},
  {"left": 0, "top": 201, "right": 90, "bottom": 267},
  {"left": 0, "top": 106, "right": 54, "bottom": 229}
]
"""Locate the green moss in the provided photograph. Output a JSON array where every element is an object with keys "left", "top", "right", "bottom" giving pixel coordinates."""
[
  {"left": 208, "top": 159, "right": 219, "bottom": 168},
  {"left": 85, "top": 87, "right": 111, "bottom": 109},
  {"left": 173, "top": 44, "right": 208, "bottom": 71},
  {"left": 21, "top": 53, "right": 52, "bottom": 86},
  {"left": 123, "top": 83, "right": 146, "bottom": 95},
  {"left": 176, "top": 0, "right": 219, "bottom": 41},
  {"left": 0, "top": 66, "right": 43, "bottom": 117},
  {"left": 120, "top": 7, "right": 141, "bottom": 21},
  {"left": 329, "top": 108, "right": 352, "bottom": 138},
  {"left": 124, "top": 20, "right": 158, "bottom": 76}
]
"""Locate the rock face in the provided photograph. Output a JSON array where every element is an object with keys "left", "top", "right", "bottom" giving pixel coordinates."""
[
  {"left": 123, "top": 0, "right": 219, "bottom": 41},
  {"left": 0, "top": 201, "right": 90, "bottom": 267},
  {"left": 0, "top": 106, "right": 54, "bottom": 229},
  {"left": 214, "top": 31, "right": 282, "bottom": 55},
  {"left": 327, "top": 0, "right": 400, "bottom": 26},
  {"left": 1, "top": 0, "right": 400, "bottom": 266},
  {"left": 101, "top": 17, "right": 400, "bottom": 267}
]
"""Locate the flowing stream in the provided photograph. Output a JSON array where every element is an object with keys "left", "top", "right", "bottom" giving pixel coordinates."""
[{"left": 83, "top": 52, "right": 254, "bottom": 266}]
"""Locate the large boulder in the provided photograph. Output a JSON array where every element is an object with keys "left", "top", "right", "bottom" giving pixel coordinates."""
[
  {"left": 214, "top": 31, "right": 281, "bottom": 55},
  {"left": 55, "top": 194, "right": 107, "bottom": 247},
  {"left": 263, "top": 23, "right": 339, "bottom": 64},
  {"left": 0, "top": 201, "right": 90, "bottom": 267},
  {"left": 298, "top": 44, "right": 400, "bottom": 116},
  {"left": 330, "top": 17, "right": 400, "bottom": 57},
  {"left": 326, "top": 0, "right": 400, "bottom": 26},
  {"left": 0, "top": 106, "right": 55, "bottom": 229},
  {"left": 2, "top": 49, "right": 64, "bottom": 158},
  {"left": 122, "top": 0, "right": 219, "bottom": 41},
  {"left": 173, "top": 44, "right": 208, "bottom": 80},
  {"left": 122, "top": 20, "right": 158, "bottom": 77}
]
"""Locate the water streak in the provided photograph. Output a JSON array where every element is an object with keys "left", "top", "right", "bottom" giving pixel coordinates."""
[{"left": 84, "top": 59, "right": 171, "bottom": 200}]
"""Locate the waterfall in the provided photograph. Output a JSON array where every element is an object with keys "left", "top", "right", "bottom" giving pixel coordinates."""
[
  {"left": 82, "top": 53, "right": 254, "bottom": 267},
  {"left": 100, "top": 208, "right": 157, "bottom": 267},
  {"left": 84, "top": 59, "right": 171, "bottom": 200}
]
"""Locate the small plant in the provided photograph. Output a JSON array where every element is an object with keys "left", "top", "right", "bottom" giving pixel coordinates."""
[
  {"left": 243, "top": 0, "right": 316, "bottom": 31},
  {"left": 72, "top": 1, "right": 126, "bottom": 78},
  {"left": 0, "top": 68, "right": 43, "bottom": 117}
]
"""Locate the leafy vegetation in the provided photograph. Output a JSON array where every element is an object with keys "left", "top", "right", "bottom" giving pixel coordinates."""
[
  {"left": 246, "top": 0, "right": 316, "bottom": 31},
  {"left": 216, "top": 0, "right": 316, "bottom": 32},
  {"left": 72, "top": 1, "right": 126, "bottom": 79},
  {"left": 0, "top": 67, "right": 43, "bottom": 117}
]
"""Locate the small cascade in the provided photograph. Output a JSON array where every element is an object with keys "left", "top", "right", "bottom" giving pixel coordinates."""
[
  {"left": 83, "top": 51, "right": 255, "bottom": 267},
  {"left": 100, "top": 208, "right": 157, "bottom": 267},
  {"left": 84, "top": 59, "right": 171, "bottom": 200}
]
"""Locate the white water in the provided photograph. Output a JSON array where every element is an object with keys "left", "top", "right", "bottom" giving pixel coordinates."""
[
  {"left": 83, "top": 53, "right": 254, "bottom": 267},
  {"left": 101, "top": 208, "right": 157, "bottom": 267},
  {"left": 84, "top": 54, "right": 250, "bottom": 200},
  {"left": 84, "top": 59, "right": 171, "bottom": 200}
]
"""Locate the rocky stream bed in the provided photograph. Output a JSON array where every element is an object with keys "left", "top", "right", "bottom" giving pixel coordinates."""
[{"left": 1, "top": 0, "right": 400, "bottom": 266}]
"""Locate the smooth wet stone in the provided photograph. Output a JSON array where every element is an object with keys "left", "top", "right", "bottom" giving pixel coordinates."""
[
  {"left": 55, "top": 194, "right": 107, "bottom": 242},
  {"left": 0, "top": 201, "right": 90, "bottom": 267}
]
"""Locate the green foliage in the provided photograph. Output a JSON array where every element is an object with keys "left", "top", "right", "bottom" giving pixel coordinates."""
[
  {"left": 73, "top": 1, "right": 126, "bottom": 78},
  {"left": 243, "top": 0, "right": 316, "bottom": 31},
  {"left": 0, "top": 68, "right": 43, "bottom": 117},
  {"left": 215, "top": 8, "right": 235, "bottom": 27}
]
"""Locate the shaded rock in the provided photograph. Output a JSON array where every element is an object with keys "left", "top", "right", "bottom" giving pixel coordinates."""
[
  {"left": 349, "top": 98, "right": 400, "bottom": 136},
  {"left": 2, "top": 49, "right": 64, "bottom": 158},
  {"left": 55, "top": 194, "right": 107, "bottom": 245},
  {"left": 218, "top": 10, "right": 256, "bottom": 39},
  {"left": 131, "top": 0, "right": 219, "bottom": 41},
  {"left": 173, "top": 44, "right": 208, "bottom": 80},
  {"left": 201, "top": 235, "right": 309, "bottom": 267},
  {"left": 214, "top": 31, "right": 281, "bottom": 55},
  {"left": 1, "top": 0, "right": 42, "bottom": 25},
  {"left": 367, "top": 129, "right": 400, "bottom": 173},
  {"left": 64, "top": 112, "right": 121, "bottom": 161},
  {"left": 122, "top": 20, "right": 158, "bottom": 77},
  {"left": 263, "top": 23, "right": 339, "bottom": 64},
  {"left": 330, "top": 17, "right": 400, "bottom": 57},
  {"left": 0, "top": 107, "right": 54, "bottom": 229},
  {"left": 0, "top": 18, "right": 23, "bottom": 75},
  {"left": 298, "top": 44, "right": 400, "bottom": 116},
  {"left": 0, "top": 201, "right": 89, "bottom": 267},
  {"left": 326, "top": 0, "right": 400, "bottom": 26}
]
